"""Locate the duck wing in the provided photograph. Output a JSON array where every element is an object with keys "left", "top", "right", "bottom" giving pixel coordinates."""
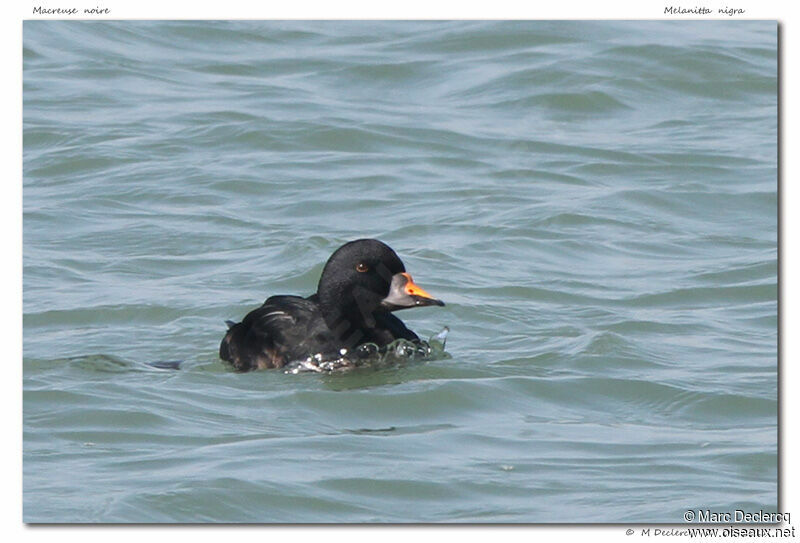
[{"left": 220, "top": 295, "right": 332, "bottom": 371}]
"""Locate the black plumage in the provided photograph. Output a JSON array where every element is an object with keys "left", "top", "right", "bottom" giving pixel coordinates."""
[{"left": 220, "top": 239, "right": 444, "bottom": 371}]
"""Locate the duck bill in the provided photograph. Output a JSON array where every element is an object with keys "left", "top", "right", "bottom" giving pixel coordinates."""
[{"left": 381, "top": 272, "right": 445, "bottom": 311}]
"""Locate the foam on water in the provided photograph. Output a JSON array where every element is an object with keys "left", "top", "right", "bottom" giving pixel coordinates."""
[{"left": 284, "top": 327, "right": 450, "bottom": 373}]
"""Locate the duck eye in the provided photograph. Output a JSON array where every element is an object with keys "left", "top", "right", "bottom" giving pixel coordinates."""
[{"left": 356, "top": 262, "right": 369, "bottom": 273}]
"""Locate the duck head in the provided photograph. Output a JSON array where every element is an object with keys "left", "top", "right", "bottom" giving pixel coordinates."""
[{"left": 316, "top": 239, "right": 444, "bottom": 335}]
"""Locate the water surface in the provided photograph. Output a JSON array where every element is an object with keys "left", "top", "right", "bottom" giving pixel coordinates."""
[{"left": 23, "top": 20, "right": 777, "bottom": 523}]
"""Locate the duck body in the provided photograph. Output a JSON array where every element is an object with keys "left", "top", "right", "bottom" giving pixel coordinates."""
[{"left": 220, "top": 239, "right": 444, "bottom": 371}]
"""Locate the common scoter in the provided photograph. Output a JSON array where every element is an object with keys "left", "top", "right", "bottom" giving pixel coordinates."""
[{"left": 219, "top": 239, "right": 444, "bottom": 371}]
